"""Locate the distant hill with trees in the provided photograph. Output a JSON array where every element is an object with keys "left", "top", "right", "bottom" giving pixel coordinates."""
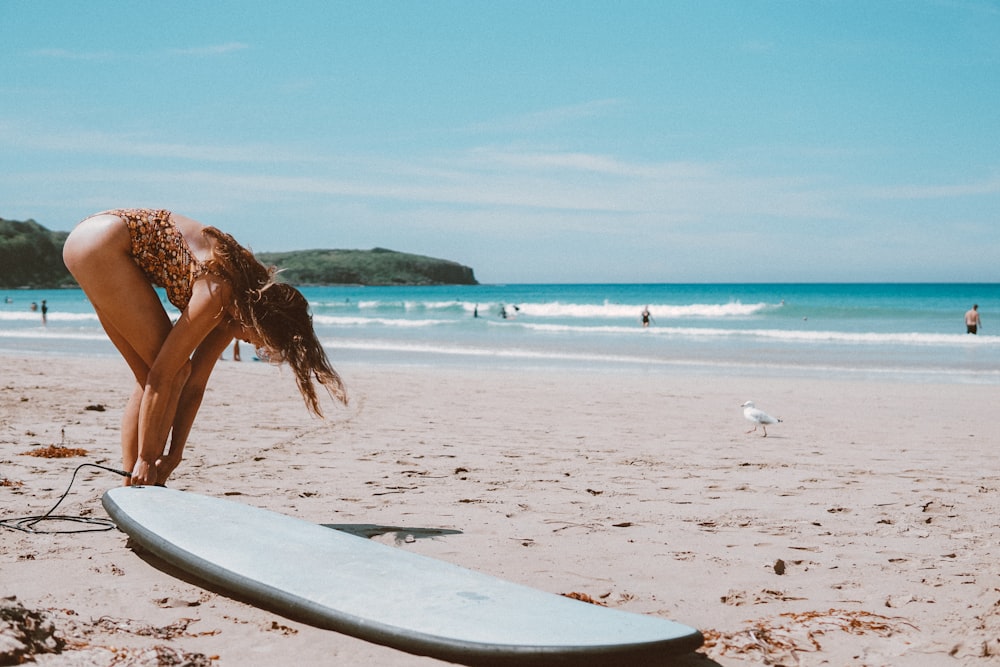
[
  {"left": 0, "top": 216, "right": 477, "bottom": 288},
  {"left": 0, "top": 218, "right": 74, "bottom": 288},
  {"left": 255, "top": 248, "right": 478, "bottom": 286}
]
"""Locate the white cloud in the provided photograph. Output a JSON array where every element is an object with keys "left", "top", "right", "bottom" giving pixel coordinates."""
[
  {"left": 167, "top": 42, "right": 250, "bottom": 57},
  {"left": 0, "top": 122, "right": 314, "bottom": 164},
  {"left": 30, "top": 48, "right": 114, "bottom": 61},
  {"left": 862, "top": 176, "right": 1000, "bottom": 200},
  {"left": 464, "top": 99, "right": 626, "bottom": 134},
  {"left": 29, "top": 42, "right": 249, "bottom": 61}
]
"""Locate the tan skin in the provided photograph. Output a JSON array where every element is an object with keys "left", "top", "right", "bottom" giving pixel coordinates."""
[{"left": 63, "top": 213, "right": 264, "bottom": 487}]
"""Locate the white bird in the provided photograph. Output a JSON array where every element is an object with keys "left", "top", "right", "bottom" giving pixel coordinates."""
[{"left": 742, "top": 401, "right": 782, "bottom": 437}]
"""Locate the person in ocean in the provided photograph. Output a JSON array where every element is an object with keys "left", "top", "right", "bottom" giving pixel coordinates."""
[
  {"left": 63, "top": 209, "right": 347, "bottom": 487},
  {"left": 965, "top": 304, "right": 981, "bottom": 334},
  {"left": 641, "top": 306, "right": 651, "bottom": 328}
]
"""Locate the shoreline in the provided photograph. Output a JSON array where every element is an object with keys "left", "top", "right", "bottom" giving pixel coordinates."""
[
  {"left": 3, "top": 354, "right": 1000, "bottom": 665},
  {"left": 3, "top": 339, "right": 999, "bottom": 388},
  {"left": 4, "top": 282, "right": 1000, "bottom": 390}
]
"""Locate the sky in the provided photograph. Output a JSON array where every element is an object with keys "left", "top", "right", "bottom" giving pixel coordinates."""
[{"left": 2, "top": 1, "right": 998, "bottom": 284}]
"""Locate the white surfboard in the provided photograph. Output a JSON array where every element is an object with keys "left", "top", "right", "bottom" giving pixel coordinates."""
[{"left": 102, "top": 486, "right": 703, "bottom": 665}]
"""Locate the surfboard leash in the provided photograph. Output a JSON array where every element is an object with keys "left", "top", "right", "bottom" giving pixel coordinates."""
[{"left": 0, "top": 463, "right": 130, "bottom": 534}]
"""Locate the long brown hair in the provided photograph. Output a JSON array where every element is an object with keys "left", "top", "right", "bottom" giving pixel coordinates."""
[{"left": 203, "top": 226, "right": 347, "bottom": 415}]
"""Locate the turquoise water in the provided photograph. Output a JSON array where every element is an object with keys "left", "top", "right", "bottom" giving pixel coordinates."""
[{"left": 2, "top": 284, "right": 998, "bottom": 383}]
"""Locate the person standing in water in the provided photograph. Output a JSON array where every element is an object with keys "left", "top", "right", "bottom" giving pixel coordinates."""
[{"left": 965, "top": 304, "right": 982, "bottom": 334}]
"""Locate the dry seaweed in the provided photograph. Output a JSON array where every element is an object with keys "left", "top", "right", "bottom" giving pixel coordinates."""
[
  {"left": 701, "top": 608, "right": 918, "bottom": 664},
  {"left": 0, "top": 599, "right": 218, "bottom": 666},
  {"left": 91, "top": 616, "right": 219, "bottom": 639},
  {"left": 561, "top": 592, "right": 608, "bottom": 606},
  {"left": 22, "top": 444, "right": 89, "bottom": 458},
  {"left": 0, "top": 597, "right": 66, "bottom": 662}
]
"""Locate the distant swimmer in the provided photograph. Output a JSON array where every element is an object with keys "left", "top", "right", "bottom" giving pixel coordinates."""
[
  {"left": 640, "top": 306, "right": 652, "bottom": 328},
  {"left": 965, "top": 304, "right": 981, "bottom": 334}
]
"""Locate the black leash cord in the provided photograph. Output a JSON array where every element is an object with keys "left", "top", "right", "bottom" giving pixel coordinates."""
[{"left": 0, "top": 463, "right": 130, "bottom": 534}]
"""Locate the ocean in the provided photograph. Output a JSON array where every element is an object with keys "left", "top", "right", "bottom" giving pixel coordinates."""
[{"left": 2, "top": 283, "right": 998, "bottom": 384}]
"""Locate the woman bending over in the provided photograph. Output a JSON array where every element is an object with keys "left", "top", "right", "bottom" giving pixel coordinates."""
[{"left": 63, "top": 209, "right": 347, "bottom": 487}]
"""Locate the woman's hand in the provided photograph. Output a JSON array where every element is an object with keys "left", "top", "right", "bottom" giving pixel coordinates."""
[
  {"left": 155, "top": 453, "right": 182, "bottom": 486},
  {"left": 129, "top": 458, "right": 159, "bottom": 486}
]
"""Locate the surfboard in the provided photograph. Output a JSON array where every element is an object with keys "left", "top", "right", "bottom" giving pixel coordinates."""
[{"left": 102, "top": 486, "right": 703, "bottom": 665}]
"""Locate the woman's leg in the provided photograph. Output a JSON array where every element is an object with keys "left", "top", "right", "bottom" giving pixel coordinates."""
[
  {"left": 64, "top": 215, "right": 175, "bottom": 481},
  {"left": 64, "top": 216, "right": 172, "bottom": 371},
  {"left": 121, "top": 383, "right": 143, "bottom": 476}
]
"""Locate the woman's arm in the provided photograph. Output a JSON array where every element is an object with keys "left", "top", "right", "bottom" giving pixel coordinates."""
[
  {"left": 155, "top": 321, "right": 235, "bottom": 483},
  {"left": 131, "top": 278, "right": 229, "bottom": 485}
]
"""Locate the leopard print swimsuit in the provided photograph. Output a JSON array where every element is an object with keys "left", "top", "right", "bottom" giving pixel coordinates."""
[{"left": 106, "top": 208, "right": 209, "bottom": 311}]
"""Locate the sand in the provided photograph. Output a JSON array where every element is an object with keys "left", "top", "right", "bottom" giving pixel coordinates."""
[{"left": 2, "top": 353, "right": 1000, "bottom": 666}]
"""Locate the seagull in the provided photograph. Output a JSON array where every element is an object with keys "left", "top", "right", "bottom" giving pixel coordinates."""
[{"left": 742, "top": 401, "right": 782, "bottom": 437}]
